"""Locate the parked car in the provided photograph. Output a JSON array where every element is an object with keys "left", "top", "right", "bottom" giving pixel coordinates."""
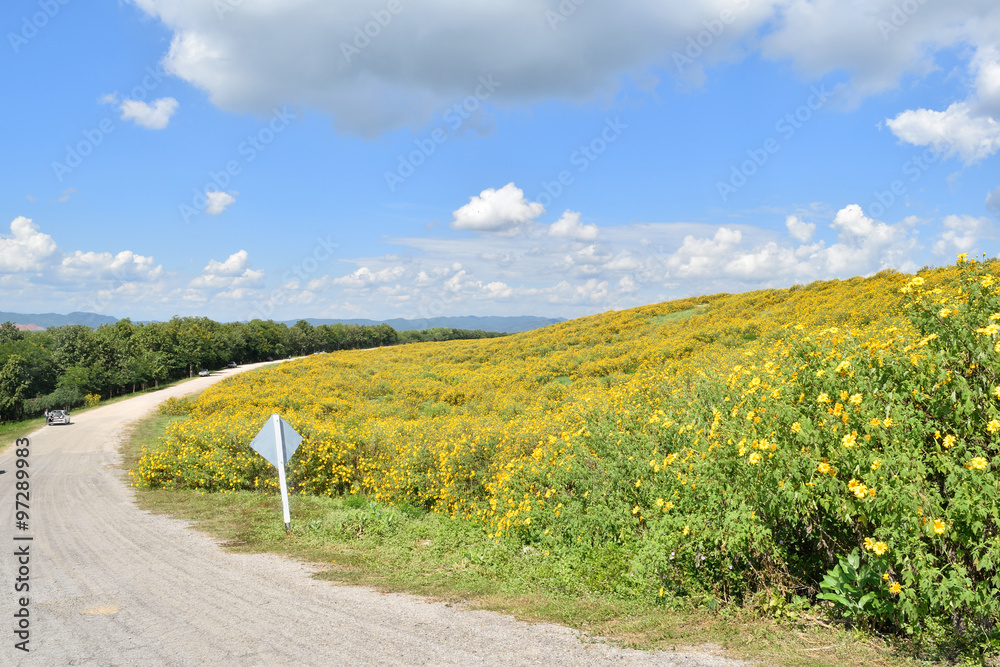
[
  {"left": 198, "top": 369, "right": 210, "bottom": 377},
  {"left": 227, "top": 361, "right": 238, "bottom": 368},
  {"left": 47, "top": 409, "right": 71, "bottom": 425}
]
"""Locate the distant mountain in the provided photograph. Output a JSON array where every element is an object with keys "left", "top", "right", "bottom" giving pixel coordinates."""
[
  {"left": 0, "top": 311, "right": 118, "bottom": 329},
  {"left": 281, "top": 316, "right": 564, "bottom": 334}
]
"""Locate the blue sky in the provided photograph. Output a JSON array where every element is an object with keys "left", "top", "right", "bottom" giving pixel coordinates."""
[{"left": 2, "top": 0, "right": 999, "bottom": 322}]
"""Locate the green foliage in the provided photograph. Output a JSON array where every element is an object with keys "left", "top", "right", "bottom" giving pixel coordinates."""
[{"left": 816, "top": 549, "right": 895, "bottom": 627}]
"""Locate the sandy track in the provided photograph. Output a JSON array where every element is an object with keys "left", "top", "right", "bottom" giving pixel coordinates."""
[{"left": 0, "top": 362, "right": 752, "bottom": 666}]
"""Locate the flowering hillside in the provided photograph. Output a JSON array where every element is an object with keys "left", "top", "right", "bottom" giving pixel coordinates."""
[{"left": 134, "top": 257, "right": 999, "bottom": 649}]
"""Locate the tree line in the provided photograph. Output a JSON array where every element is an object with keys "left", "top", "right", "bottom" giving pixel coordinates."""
[{"left": 0, "top": 317, "right": 504, "bottom": 422}]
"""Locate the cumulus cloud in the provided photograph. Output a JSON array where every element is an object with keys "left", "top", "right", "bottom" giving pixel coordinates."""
[
  {"left": 549, "top": 210, "right": 599, "bottom": 241},
  {"left": 190, "top": 250, "right": 263, "bottom": 288},
  {"left": 785, "top": 214, "right": 815, "bottom": 243},
  {"left": 129, "top": 1, "right": 1000, "bottom": 136},
  {"left": 932, "top": 214, "right": 997, "bottom": 256},
  {"left": 59, "top": 249, "right": 162, "bottom": 282},
  {"left": 204, "top": 249, "right": 250, "bottom": 276},
  {"left": 333, "top": 265, "right": 406, "bottom": 288},
  {"left": 205, "top": 190, "right": 236, "bottom": 215},
  {"left": 451, "top": 183, "right": 544, "bottom": 233},
  {"left": 886, "top": 102, "right": 1000, "bottom": 164},
  {"left": 0, "top": 217, "right": 58, "bottom": 271},
  {"left": 119, "top": 97, "right": 179, "bottom": 130}
]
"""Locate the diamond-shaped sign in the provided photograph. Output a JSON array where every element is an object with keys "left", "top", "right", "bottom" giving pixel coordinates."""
[{"left": 250, "top": 414, "right": 302, "bottom": 469}]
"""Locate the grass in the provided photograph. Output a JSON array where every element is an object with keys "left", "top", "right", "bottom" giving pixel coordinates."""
[{"left": 120, "top": 408, "right": 937, "bottom": 667}]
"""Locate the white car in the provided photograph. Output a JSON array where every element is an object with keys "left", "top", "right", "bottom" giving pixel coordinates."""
[
  {"left": 198, "top": 369, "right": 210, "bottom": 377},
  {"left": 47, "top": 410, "right": 71, "bottom": 425}
]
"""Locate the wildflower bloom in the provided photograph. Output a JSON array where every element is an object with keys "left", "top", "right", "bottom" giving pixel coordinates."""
[
  {"left": 939, "top": 308, "right": 951, "bottom": 318},
  {"left": 871, "top": 459, "right": 881, "bottom": 471},
  {"left": 817, "top": 462, "right": 833, "bottom": 475},
  {"left": 933, "top": 519, "right": 946, "bottom": 534},
  {"left": 889, "top": 582, "right": 902, "bottom": 595},
  {"left": 818, "top": 392, "right": 830, "bottom": 404},
  {"left": 748, "top": 452, "right": 762, "bottom": 465},
  {"left": 791, "top": 422, "right": 801, "bottom": 433},
  {"left": 943, "top": 434, "right": 956, "bottom": 449},
  {"left": 988, "top": 420, "right": 1000, "bottom": 435},
  {"left": 842, "top": 432, "right": 858, "bottom": 448},
  {"left": 966, "top": 457, "right": 989, "bottom": 471},
  {"left": 682, "top": 525, "right": 690, "bottom": 536},
  {"left": 849, "top": 393, "right": 862, "bottom": 405}
]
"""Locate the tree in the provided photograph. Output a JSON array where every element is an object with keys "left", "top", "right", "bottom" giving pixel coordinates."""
[{"left": 0, "top": 354, "right": 31, "bottom": 421}]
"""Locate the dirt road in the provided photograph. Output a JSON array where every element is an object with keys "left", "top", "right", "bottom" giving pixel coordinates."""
[{"left": 0, "top": 362, "right": 751, "bottom": 666}]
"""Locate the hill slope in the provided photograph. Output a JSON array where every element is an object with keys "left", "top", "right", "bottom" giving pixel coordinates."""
[{"left": 135, "top": 261, "right": 1000, "bottom": 649}]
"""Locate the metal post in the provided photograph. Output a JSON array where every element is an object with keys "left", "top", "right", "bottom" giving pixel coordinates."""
[{"left": 272, "top": 415, "right": 291, "bottom": 533}]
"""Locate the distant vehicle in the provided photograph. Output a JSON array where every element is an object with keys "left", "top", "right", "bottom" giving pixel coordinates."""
[
  {"left": 265, "top": 356, "right": 273, "bottom": 362},
  {"left": 47, "top": 409, "right": 71, "bottom": 425},
  {"left": 198, "top": 369, "right": 210, "bottom": 377},
  {"left": 227, "top": 361, "right": 238, "bottom": 368}
]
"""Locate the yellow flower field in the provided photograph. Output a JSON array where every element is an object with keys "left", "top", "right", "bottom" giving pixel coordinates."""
[{"left": 133, "top": 258, "right": 1000, "bottom": 643}]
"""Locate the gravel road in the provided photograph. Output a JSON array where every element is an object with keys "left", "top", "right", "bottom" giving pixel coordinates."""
[{"left": 0, "top": 362, "right": 753, "bottom": 666}]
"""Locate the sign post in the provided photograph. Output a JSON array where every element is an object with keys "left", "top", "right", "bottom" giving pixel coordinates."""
[{"left": 250, "top": 413, "right": 302, "bottom": 533}]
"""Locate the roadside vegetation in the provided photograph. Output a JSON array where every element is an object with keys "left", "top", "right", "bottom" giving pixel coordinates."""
[{"left": 131, "top": 256, "right": 999, "bottom": 663}]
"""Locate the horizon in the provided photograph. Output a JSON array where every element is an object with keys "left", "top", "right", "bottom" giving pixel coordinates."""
[{"left": 3, "top": 2, "right": 999, "bottom": 322}]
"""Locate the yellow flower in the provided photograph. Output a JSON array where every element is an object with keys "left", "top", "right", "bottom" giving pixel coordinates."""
[
  {"left": 869, "top": 417, "right": 881, "bottom": 427},
  {"left": 682, "top": 525, "right": 690, "bottom": 536},
  {"left": 939, "top": 308, "right": 951, "bottom": 318},
  {"left": 966, "top": 457, "right": 989, "bottom": 471},
  {"left": 842, "top": 432, "right": 858, "bottom": 448},
  {"left": 871, "top": 459, "right": 882, "bottom": 471},
  {"left": 849, "top": 393, "right": 862, "bottom": 405},
  {"left": 943, "top": 434, "right": 956, "bottom": 449},
  {"left": 976, "top": 323, "right": 1000, "bottom": 336},
  {"left": 889, "top": 582, "right": 902, "bottom": 595},
  {"left": 883, "top": 417, "right": 894, "bottom": 428},
  {"left": 817, "top": 462, "right": 832, "bottom": 475},
  {"left": 818, "top": 392, "right": 830, "bottom": 404},
  {"left": 872, "top": 541, "right": 888, "bottom": 556},
  {"left": 957, "top": 252, "right": 969, "bottom": 262},
  {"left": 791, "top": 422, "right": 801, "bottom": 433},
  {"left": 910, "top": 276, "right": 925, "bottom": 287},
  {"left": 988, "top": 420, "right": 1000, "bottom": 434},
  {"left": 933, "top": 519, "right": 946, "bottom": 534},
  {"left": 995, "top": 386, "right": 1000, "bottom": 400},
  {"left": 656, "top": 498, "right": 664, "bottom": 507},
  {"left": 748, "top": 452, "right": 762, "bottom": 465}
]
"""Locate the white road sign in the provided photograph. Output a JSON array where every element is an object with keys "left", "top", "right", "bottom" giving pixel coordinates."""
[{"left": 250, "top": 414, "right": 302, "bottom": 532}]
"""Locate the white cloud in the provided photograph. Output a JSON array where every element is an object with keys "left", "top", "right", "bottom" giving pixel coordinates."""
[
  {"left": 451, "top": 183, "right": 544, "bottom": 233},
  {"left": 204, "top": 249, "right": 250, "bottom": 276},
  {"left": 56, "top": 188, "right": 76, "bottom": 203},
  {"left": 549, "top": 210, "right": 599, "bottom": 241},
  {"left": 665, "top": 227, "right": 743, "bottom": 278},
  {"left": 0, "top": 217, "right": 58, "bottom": 271},
  {"left": 932, "top": 214, "right": 997, "bottom": 256},
  {"left": 129, "top": 1, "right": 1000, "bottom": 138},
  {"left": 205, "top": 190, "right": 236, "bottom": 215},
  {"left": 119, "top": 97, "right": 179, "bottom": 130},
  {"left": 785, "top": 214, "right": 815, "bottom": 243},
  {"left": 59, "top": 250, "right": 163, "bottom": 282},
  {"left": 886, "top": 102, "right": 1000, "bottom": 164},
  {"left": 332, "top": 265, "right": 406, "bottom": 288}
]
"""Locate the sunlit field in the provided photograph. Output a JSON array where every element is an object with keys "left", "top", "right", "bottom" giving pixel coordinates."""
[{"left": 134, "top": 257, "right": 999, "bottom": 655}]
